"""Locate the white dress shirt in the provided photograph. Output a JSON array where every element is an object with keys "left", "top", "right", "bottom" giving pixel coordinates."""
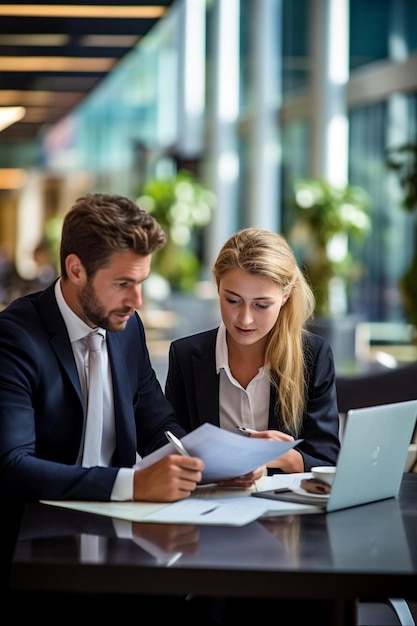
[
  {"left": 54, "top": 280, "right": 134, "bottom": 500},
  {"left": 215, "top": 321, "right": 270, "bottom": 433}
]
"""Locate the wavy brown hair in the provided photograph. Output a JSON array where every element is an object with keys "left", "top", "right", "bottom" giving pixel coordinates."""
[
  {"left": 212, "top": 227, "right": 315, "bottom": 435},
  {"left": 60, "top": 193, "right": 167, "bottom": 280}
]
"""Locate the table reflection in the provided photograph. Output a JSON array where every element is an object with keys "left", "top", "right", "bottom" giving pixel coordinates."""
[
  {"left": 15, "top": 503, "right": 315, "bottom": 570},
  {"left": 14, "top": 494, "right": 415, "bottom": 575}
]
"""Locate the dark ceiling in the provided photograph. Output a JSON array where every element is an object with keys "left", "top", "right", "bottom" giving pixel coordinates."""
[{"left": 0, "top": 1, "right": 174, "bottom": 144}]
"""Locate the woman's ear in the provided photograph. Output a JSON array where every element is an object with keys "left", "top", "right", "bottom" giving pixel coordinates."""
[{"left": 282, "top": 291, "right": 290, "bottom": 305}]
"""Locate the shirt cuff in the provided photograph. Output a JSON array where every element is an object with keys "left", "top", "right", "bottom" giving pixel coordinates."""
[{"left": 110, "top": 467, "right": 135, "bottom": 501}]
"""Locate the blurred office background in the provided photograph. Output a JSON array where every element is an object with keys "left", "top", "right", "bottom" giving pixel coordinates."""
[{"left": 1, "top": 0, "right": 417, "bottom": 382}]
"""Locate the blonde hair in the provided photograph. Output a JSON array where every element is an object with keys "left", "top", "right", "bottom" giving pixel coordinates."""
[{"left": 212, "top": 228, "right": 315, "bottom": 435}]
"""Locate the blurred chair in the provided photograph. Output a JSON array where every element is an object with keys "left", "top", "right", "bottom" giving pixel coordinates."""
[
  {"left": 336, "top": 360, "right": 417, "bottom": 415},
  {"left": 354, "top": 322, "right": 416, "bottom": 366},
  {"left": 336, "top": 361, "right": 417, "bottom": 463},
  {"left": 358, "top": 600, "right": 416, "bottom": 626},
  {"left": 336, "top": 363, "right": 417, "bottom": 625}
]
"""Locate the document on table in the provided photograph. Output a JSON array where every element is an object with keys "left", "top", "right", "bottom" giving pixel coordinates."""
[
  {"left": 190, "top": 472, "right": 321, "bottom": 517},
  {"left": 40, "top": 498, "right": 268, "bottom": 526},
  {"left": 191, "top": 471, "right": 312, "bottom": 498},
  {"left": 135, "top": 422, "right": 302, "bottom": 484},
  {"left": 41, "top": 473, "right": 319, "bottom": 527}
]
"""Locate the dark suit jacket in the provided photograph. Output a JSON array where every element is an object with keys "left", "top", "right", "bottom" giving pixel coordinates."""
[
  {"left": 0, "top": 280, "right": 185, "bottom": 503},
  {"left": 165, "top": 328, "right": 340, "bottom": 472}
]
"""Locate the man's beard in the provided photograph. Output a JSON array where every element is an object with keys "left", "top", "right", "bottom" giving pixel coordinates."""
[{"left": 79, "top": 280, "right": 129, "bottom": 331}]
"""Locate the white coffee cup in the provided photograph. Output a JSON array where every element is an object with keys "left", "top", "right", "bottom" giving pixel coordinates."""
[{"left": 311, "top": 465, "right": 337, "bottom": 487}]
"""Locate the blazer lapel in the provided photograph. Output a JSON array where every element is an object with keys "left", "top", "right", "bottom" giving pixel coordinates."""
[
  {"left": 192, "top": 340, "right": 220, "bottom": 427},
  {"left": 38, "top": 283, "right": 83, "bottom": 405},
  {"left": 106, "top": 334, "right": 137, "bottom": 466}
]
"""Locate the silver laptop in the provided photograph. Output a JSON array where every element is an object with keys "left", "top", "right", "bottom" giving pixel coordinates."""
[
  {"left": 254, "top": 399, "right": 417, "bottom": 513},
  {"left": 327, "top": 399, "right": 417, "bottom": 512}
]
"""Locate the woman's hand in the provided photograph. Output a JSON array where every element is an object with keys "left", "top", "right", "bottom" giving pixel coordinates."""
[
  {"left": 249, "top": 429, "right": 294, "bottom": 442},
  {"left": 249, "top": 431, "right": 304, "bottom": 473},
  {"left": 217, "top": 464, "right": 266, "bottom": 488}
]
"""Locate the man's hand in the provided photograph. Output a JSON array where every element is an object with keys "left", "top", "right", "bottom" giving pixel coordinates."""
[{"left": 133, "top": 454, "right": 204, "bottom": 502}]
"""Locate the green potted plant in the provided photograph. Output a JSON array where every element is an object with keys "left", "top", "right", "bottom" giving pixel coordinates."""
[
  {"left": 136, "top": 170, "right": 216, "bottom": 293},
  {"left": 288, "top": 178, "right": 371, "bottom": 318}
]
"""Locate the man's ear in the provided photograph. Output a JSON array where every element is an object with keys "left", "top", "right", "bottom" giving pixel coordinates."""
[{"left": 65, "top": 253, "right": 86, "bottom": 284}]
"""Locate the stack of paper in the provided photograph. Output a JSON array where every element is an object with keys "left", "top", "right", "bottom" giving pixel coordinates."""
[{"left": 135, "top": 422, "right": 302, "bottom": 484}]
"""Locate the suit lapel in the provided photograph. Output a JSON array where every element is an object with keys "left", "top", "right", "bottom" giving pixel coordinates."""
[
  {"left": 38, "top": 283, "right": 83, "bottom": 405},
  {"left": 106, "top": 333, "right": 137, "bottom": 465},
  {"left": 192, "top": 335, "right": 220, "bottom": 426}
]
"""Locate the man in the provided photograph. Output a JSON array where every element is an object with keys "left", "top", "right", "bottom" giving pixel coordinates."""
[{"left": 0, "top": 193, "right": 210, "bottom": 622}]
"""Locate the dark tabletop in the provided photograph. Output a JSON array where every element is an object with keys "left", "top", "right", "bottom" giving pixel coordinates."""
[{"left": 11, "top": 474, "right": 417, "bottom": 601}]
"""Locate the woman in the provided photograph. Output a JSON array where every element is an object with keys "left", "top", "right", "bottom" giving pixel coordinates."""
[{"left": 165, "top": 227, "right": 340, "bottom": 474}]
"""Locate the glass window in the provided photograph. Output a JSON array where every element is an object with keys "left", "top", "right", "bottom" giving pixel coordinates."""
[
  {"left": 350, "top": 0, "right": 390, "bottom": 70},
  {"left": 282, "top": 0, "right": 310, "bottom": 97}
]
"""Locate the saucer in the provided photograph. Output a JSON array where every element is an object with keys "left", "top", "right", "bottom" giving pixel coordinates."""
[{"left": 292, "top": 486, "right": 330, "bottom": 500}]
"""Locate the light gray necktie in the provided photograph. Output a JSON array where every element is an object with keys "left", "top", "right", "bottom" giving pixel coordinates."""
[{"left": 82, "top": 331, "right": 104, "bottom": 467}]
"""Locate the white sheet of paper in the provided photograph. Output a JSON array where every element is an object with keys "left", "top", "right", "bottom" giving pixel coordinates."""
[
  {"left": 141, "top": 498, "right": 266, "bottom": 525},
  {"left": 136, "top": 422, "right": 302, "bottom": 484},
  {"left": 41, "top": 500, "right": 164, "bottom": 521},
  {"left": 41, "top": 498, "right": 265, "bottom": 526},
  {"left": 190, "top": 474, "right": 320, "bottom": 516},
  {"left": 41, "top": 474, "right": 319, "bottom": 525}
]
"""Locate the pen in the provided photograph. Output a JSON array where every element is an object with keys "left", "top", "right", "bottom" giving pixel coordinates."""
[
  {"left": 200, "top": 506, "right": 218, "bottom": 515},
  {"left": 165, "top": 430, "right": 191, "bottom": 457},
  {"left": 237, "top": 426, "right": 259, "bottom": 435}
]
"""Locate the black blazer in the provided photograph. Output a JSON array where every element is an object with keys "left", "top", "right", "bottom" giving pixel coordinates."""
[
  {"left": 165, "top": 328, "right": 340, "bottom": 472},
  {"left": 0, "top": 280, "right": 185, "bottom": 503}
]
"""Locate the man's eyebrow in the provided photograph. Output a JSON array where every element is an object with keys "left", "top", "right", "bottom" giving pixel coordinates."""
[{"left": 114, "top": 276, "right": 148, "bottom": 284}]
